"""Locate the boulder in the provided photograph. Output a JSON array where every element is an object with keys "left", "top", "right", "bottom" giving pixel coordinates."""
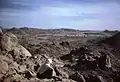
[
  {"left": 1, "top": 33, "right": 18, "bottom": 52},
  {"left": 37, "top": 58, "right": 56, "bottom": 79},
  {"left": 25, "top": 70, "right": 36, "bottom": 79},
  {"left": 105, "top": 55, "right": 112, "bottom": 68},
  {"left": 13, "top": 45, "right": 32, "bottom": 59},
  {"left": 18, "top": 65, "right": 26, "bottom": 73},
  {"left": 0, "top": 59, "right": 8, "bottom": 74}
]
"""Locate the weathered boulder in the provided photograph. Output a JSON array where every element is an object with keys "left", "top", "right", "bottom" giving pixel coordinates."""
[
  {"left": 13, "top": 45, "right": 32, "bottom": 59},
  {"left": 1, "top": 33, "right": 18, "bottom": 52},
  {"left": 0, "top": 59, "right": 8, "bottom": 74},
  {"left": 0, "top": 59, "right": 9, "bottom": 81}
]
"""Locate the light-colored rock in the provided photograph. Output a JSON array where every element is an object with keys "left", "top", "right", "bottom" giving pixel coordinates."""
[
  {"left": 61, "top": 79, "right": 77, "bottom": 82},
  {"left": 1, "top": 33, "right": 18, "bottom": 52},
  {"left": 14, "top": 45, "right": 32, "bottom": 58},
  {"left": 105, "top": 55, "right": 112, "bottom": 68},
  {"left": 0, "top": 59, "right": 8, "bottom": 74},
  {"left": 96, "top": 75, "right": 105, "bottom": 82},
  {"left": 18, "top": 65, "right": 26, "bottom": 73}
]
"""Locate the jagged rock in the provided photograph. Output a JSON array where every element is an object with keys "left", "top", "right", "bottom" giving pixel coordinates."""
[
  {"left": 99, "top": 52, "right": 112, "bottom": 69},
  {"left": 105, "top": 55, "right": 112, "bottom": 68},
  {"left": 54, "top": 67, "right": 69, "bottom": 79},
  {"left": 96, "top": 75, "right": 105, "bottom": 82},
  {"left": 59, "top": 41, "right": 70, "bottom": 47},
  {"left": 83, "top": 54, "right": 98, "bottom": 69},
  {"left": 1, "top": 33, "right": 18, "bottom": 52},
  {"left": 36, "top": 57, "right": 56, "bottom": 79},
  {"left": 25, "top": 70, "right": 36, "bottom": 79},
  {"left": 53, "top": 58, "right": 64, "bottom": 67},
  {"left": 69, "top": 72, "right": 86, "bottom": 82}
]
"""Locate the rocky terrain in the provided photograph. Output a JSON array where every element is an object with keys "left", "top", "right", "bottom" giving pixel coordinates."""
[{"left": 0, "top": 27, "right": 120, "bottom": 82}]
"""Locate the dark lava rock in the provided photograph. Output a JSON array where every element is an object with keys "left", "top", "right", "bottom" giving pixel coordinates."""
[{"left": 69, "top": 72, "right": 86, "bottom": 82}]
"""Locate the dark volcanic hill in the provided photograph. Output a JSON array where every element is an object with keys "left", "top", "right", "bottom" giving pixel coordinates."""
[{"left": 102, "top": 32, "right": 120, "bottom": 49}]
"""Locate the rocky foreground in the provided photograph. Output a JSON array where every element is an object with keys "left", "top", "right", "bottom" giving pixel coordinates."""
[{"left": 0, "top": 28, "right": 120, "bottom": 82}]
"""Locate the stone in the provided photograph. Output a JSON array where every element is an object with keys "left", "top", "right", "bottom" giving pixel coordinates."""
[
  {"left": 37, "top": 58, "right": 56, "bottom": 79},
  {"left": 69, "top": 72, "right": 86, "bottom": 82},
  {"left": 0, "top": 59, "right": 8, "bottom": 74},
  {"left": 105, "top": 55, "right": 112, "bottom": 68},
  {"left": 99, "top": 52, "right": 112, "bottom": 69},
  {"left": 18, "top": 65, "right": 26, "bottom": 73},
  {"left": 1, "top": 33, "right": 18, "bottom": 52},
  {"left": 61, "top": 79, "right": 77, "bottom": 82},
  {"left": 54, "top": 67, "right": 69, "bottom": 79},
  {"left": 25, "top": 70, "right": 36, "bottom": 79},
  {"left": 13, "top": 45, "right": 32, "bottom": 59},
  {"left": 96, "top": 75, "right": 105, "bottom": 82}
]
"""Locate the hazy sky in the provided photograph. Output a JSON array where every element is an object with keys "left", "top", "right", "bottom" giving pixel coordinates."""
[{"left": 0, "top": 0, "right": 120, "bottom": 30}]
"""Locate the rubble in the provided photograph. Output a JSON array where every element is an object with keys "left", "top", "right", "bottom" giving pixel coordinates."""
[{"left": 0, "top": 28, "right": 120, "bottom": 82}]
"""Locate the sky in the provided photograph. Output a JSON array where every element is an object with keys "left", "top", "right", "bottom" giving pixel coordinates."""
[{"left": 0, "top": 0, "right": 120, "bottom": 30}]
